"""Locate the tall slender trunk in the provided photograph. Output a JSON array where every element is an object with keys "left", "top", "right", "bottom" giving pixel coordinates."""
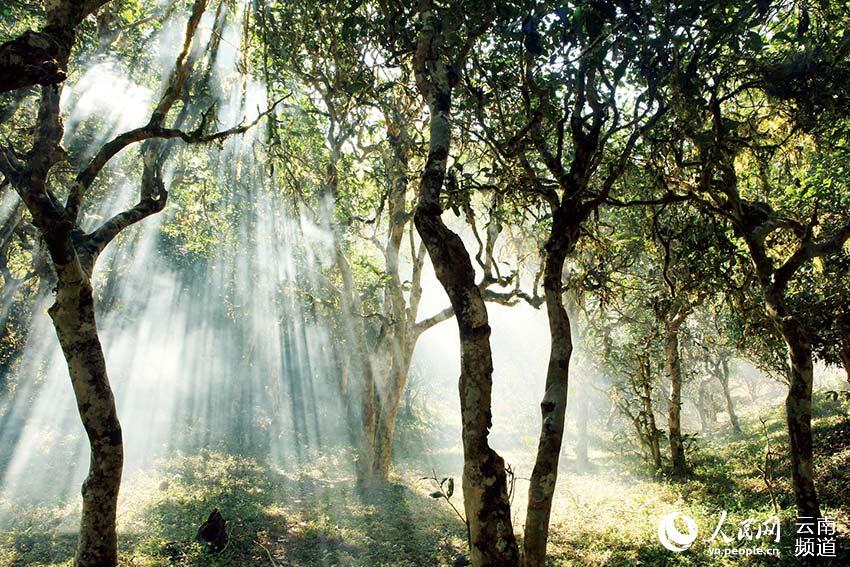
[
  {"left": 696, "top": 378, "right": 710, "bottom": 432},
  {"left": 524, "top": 227, "right": 572, "bottom": 567},
  {"left": 49, "top": 263, "right": 123, "bottom": 567},
  {"left": 718, "top": 359, "right": 741, "bottom": 434},
  {"left": 322, "top": 128, "right": 379, "bottom": 484},
  {"left": 334, "top": 244, "right": 378, "bottom": 485},
  {"left": 644, "top": 385, "right": 662, "bottom": 469},
  {"left": 373, "top": 345, "right": 413, "bottom": 479},
  {"left": 665, "top": 318, "right": 686, "bottom": 475},
  {"left": 371, "top": 133, "right": 412, "bottom": 481}
]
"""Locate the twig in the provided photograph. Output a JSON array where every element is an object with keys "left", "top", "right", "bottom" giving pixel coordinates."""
[{"left": 254, "top": 539, "right": 278, "bottom": 567}]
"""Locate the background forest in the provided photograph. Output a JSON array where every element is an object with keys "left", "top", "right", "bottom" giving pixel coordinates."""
[{"left": 0, "top": 0, "right": 849, "bottom": 566}]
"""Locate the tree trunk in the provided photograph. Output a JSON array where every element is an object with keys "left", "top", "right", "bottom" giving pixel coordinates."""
[
  {"left": 761, "top": 290, "right": 821, "bottom": 518},
  {"left": 0, "top": 1, "right": 112, "bottom": 92},
  {"left": 371, "top": 131, "right": 412, "bottom": 481},
  {"left": 643, "top": 384, "right": 662, "bottom": 469},
  {"left": 576, "top": 396, "right": 589, "bottom": 470},
  {"left": 696, "top": 378, "right": 710, "bottom": 432},
  {"left": 665, "top": 319, "right": 687, "bottom": 475},
  {"left": 409, "top": 4, "right": 516, "bottom": 562},
  {"left": 48, "top": 264, "right": 123, "bottom": 567},
  {"left": 415, "top": 206, "right": 518, "bottom": 566},
  {"left": 412, "top": 70, "right": 518, "bottom": 567},
  {"left": 639, "top": 352, "right": 662, "bottom": 469},
  {"left": 334, "top": 244, "right": 379, "bottom": 486},
  {"left": 524, "top": 227, "right": 573, "bottom": 567},
  {"left": 840, "top": 343, "right": 850, "bottom": 387},
  {"left": 373, "top": 345, "right": 413, "bottom": 480},
  {"left": 718, "top": 359, "right": 741, "bottom": 434}
]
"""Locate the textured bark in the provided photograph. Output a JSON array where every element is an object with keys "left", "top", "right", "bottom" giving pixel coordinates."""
[
  {"left": 0, "top": 1, "right": 112, "bottom": 92},
  {"left": 49, "top": 263, "right": 123, "bottom": 567},
  {"left": 640, "top": 351, "right": 662, "bottom": 469},
  {"left": 415, "top": 176, "right": 518, "bottom": 567},
  {"left": 665, "top": 315, "right": 687, "bottom": 476},
  {"left": 740, "top": 217, "right": 823, "bottom": 518},
  {"left": 765, "top": 292, "right": 821, "bottom": 518},
  {"left": 411, "top": 5, "right": 517, "bottom": 563},
  {"left": 524, "top": 218, "right": 575, "bottom": 567}
]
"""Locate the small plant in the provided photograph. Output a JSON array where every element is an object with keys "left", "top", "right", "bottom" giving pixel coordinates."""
[{"left": 421, "top": 471, "right": 466, "bottom": 527}]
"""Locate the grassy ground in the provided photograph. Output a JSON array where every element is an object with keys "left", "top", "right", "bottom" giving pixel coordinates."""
[
  {"left": 539, "top": 390, "right": 850, "bottom": 566},
  {"left": 0, "top": 391, "right": 848, "bottom": 566}
]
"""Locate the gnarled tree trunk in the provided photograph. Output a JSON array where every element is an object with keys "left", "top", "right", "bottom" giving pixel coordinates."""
[
  {"left": 410, "top": 5, "right": 518, "bottom": 562},
  {"left": 0, "top": 1, "right": 112, "bottom": 92},
  {"left": 765, "top": 292, "right": 821, "bottom": 518}
]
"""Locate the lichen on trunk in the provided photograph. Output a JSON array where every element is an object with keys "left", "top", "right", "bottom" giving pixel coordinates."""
[{"left": 49, "top": 263, "right": 123, "bottom": 566}]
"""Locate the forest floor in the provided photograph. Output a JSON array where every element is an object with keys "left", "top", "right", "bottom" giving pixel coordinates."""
[{"left": 0, "top": 392, "right": 848, "bottom": 566}]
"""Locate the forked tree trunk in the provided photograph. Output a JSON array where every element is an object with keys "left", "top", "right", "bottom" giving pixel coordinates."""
[
  {"left": 371, "top": 134, "right": 413, "bottom": 481},
  {"left": 524, "top": 225, "right": 574, "bottom": 567},
  {"left": 334, "top": 245, "right": 379, "bottom": 485},
  {"left": 49, "top": 264, "right": 123, "bottom": 567}
]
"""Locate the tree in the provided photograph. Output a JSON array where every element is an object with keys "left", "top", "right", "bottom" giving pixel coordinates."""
[
  {"left": 645, "top": 0, "right": 850, "bottom": 518},
  {"left": 460, "top": 2, "right": 664, "bottom": 560},
  {"left": 376, "top": 0, "right": 522, "bottom": 563},
  {"left": 0, "top": 1, "right": 274, "bottom": 563},
  {"left": 261, "top": 0, "right": 525, "bottom": 484}
]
